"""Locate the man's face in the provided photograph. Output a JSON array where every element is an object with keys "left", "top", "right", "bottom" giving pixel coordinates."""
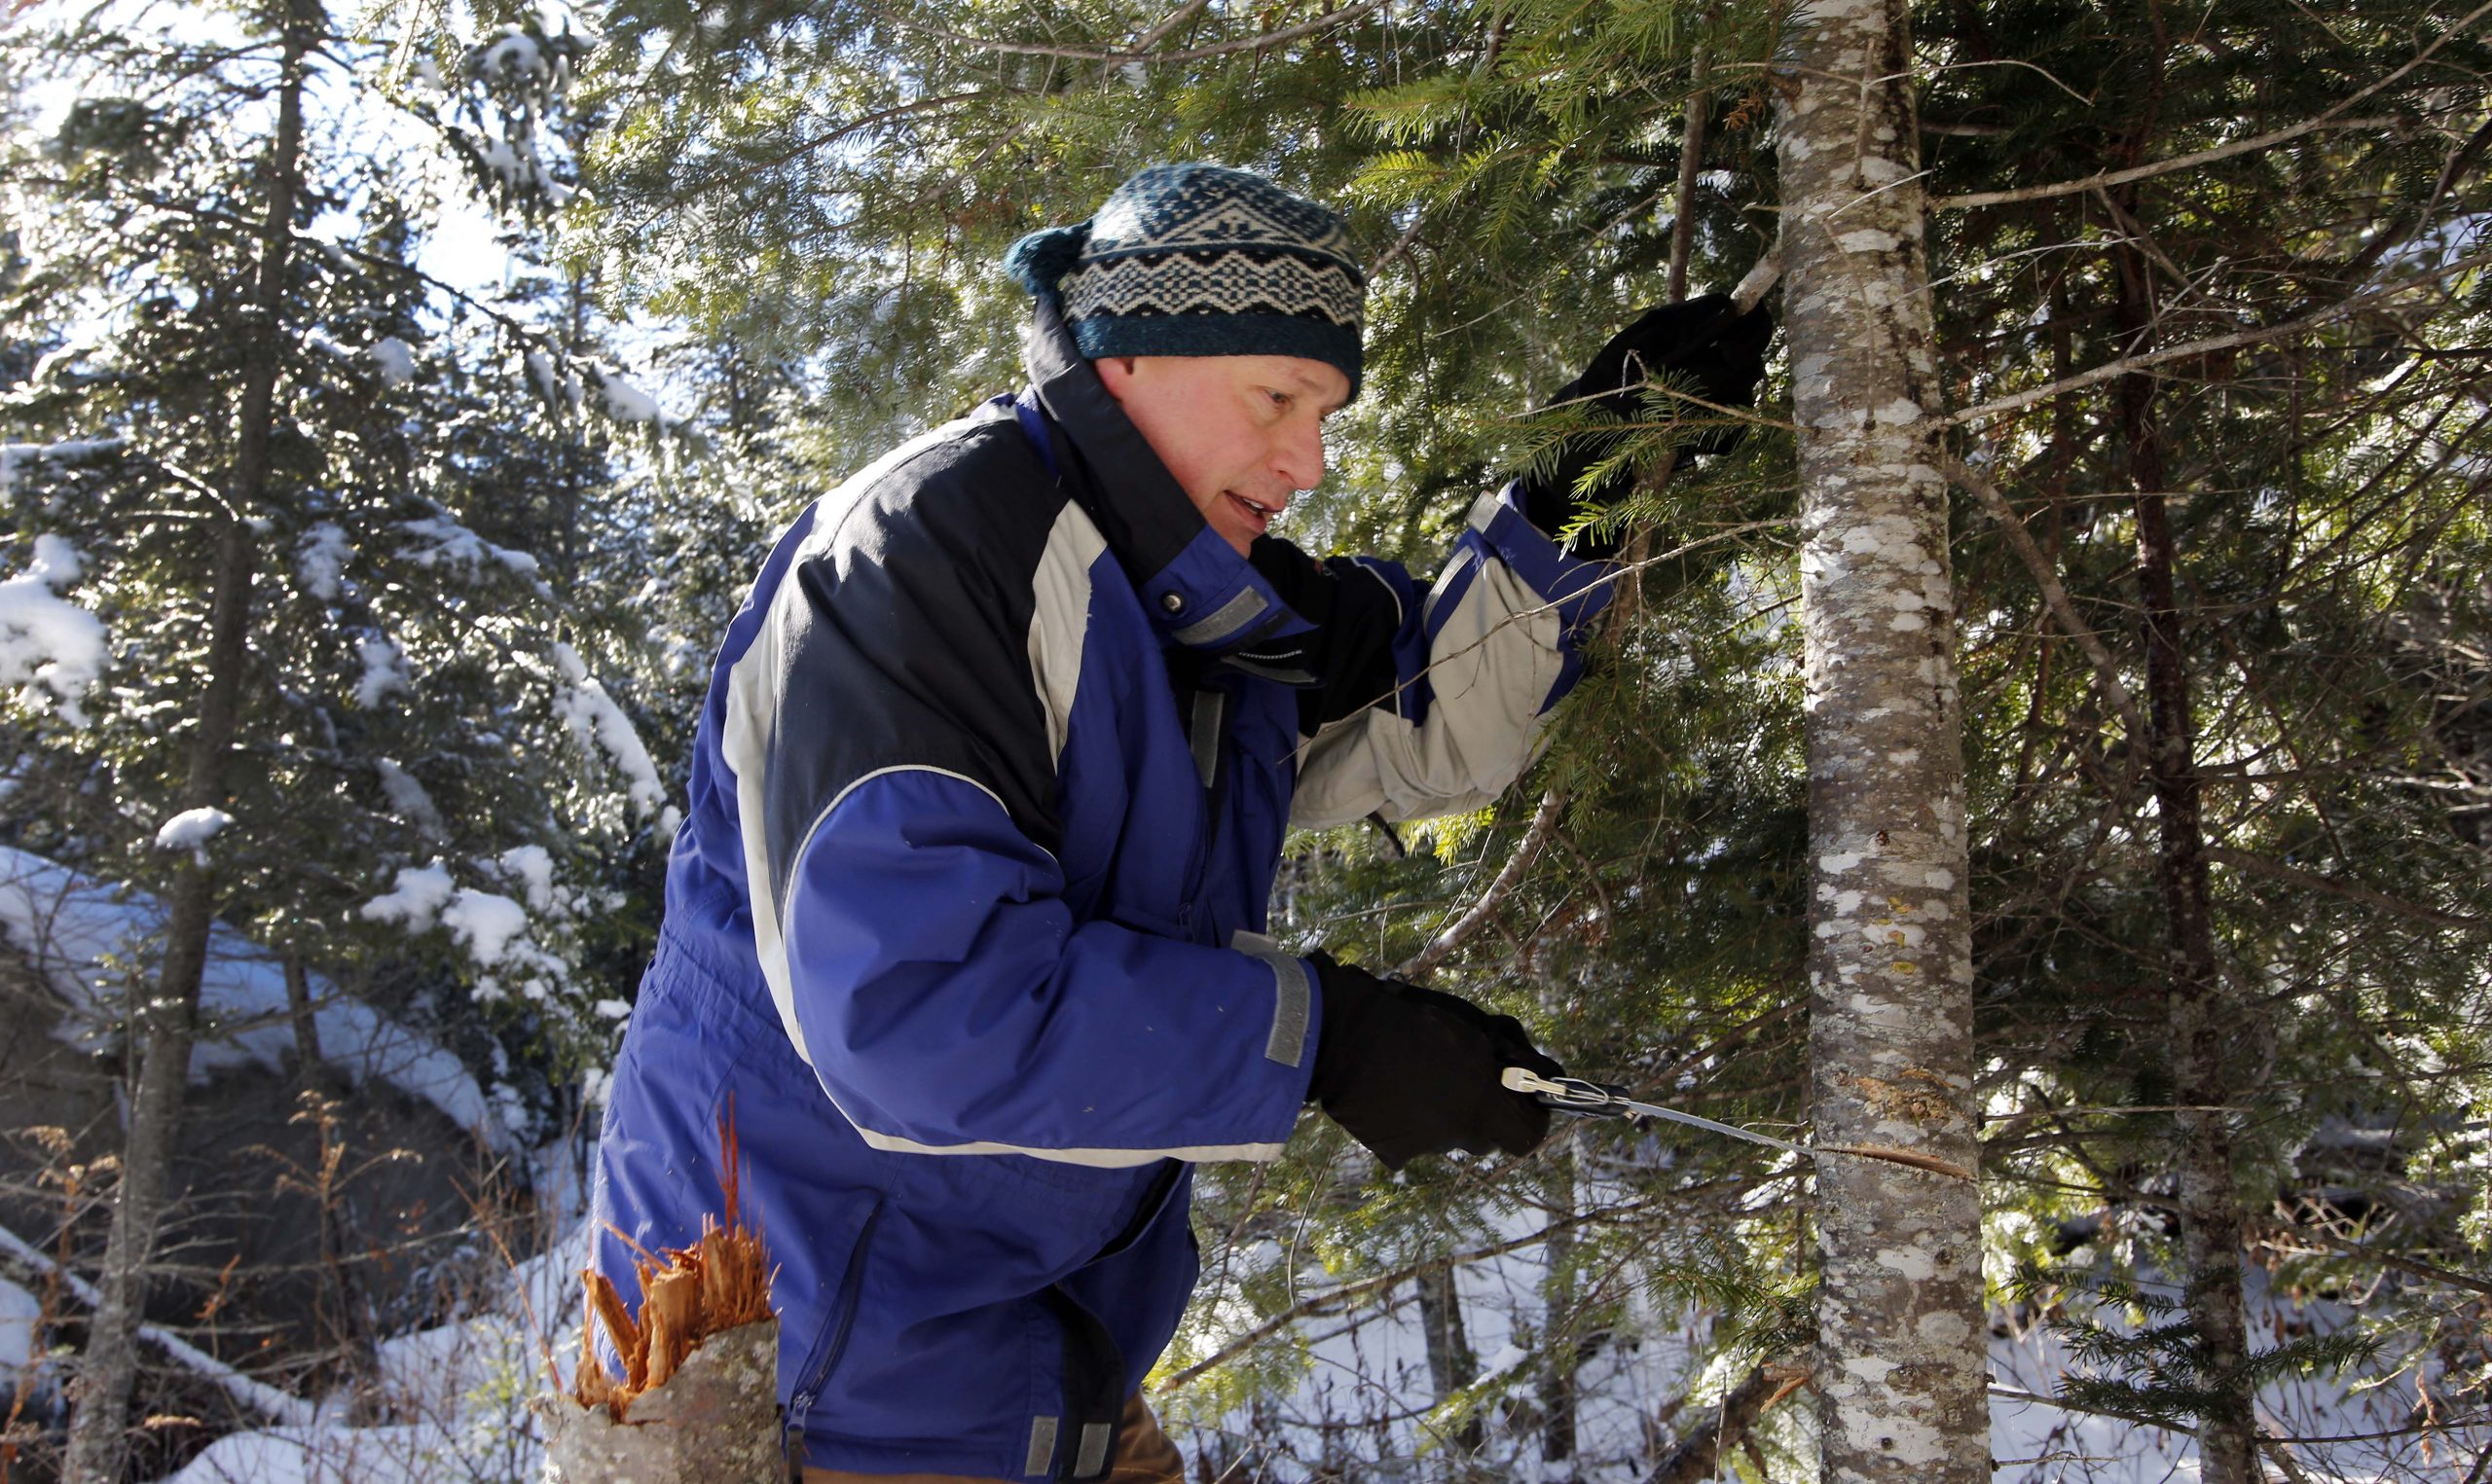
[{"left": 1094, "top": 354, "right": 1350, "bottom": 557}]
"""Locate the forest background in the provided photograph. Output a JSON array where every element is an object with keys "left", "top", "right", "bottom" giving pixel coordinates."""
[{"left": 0, "top": 0, "right": 2486, "bottom": 1480}]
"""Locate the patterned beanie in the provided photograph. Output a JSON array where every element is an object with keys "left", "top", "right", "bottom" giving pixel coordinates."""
[{"left": 1006, "top": 163, "right": 1367, "bottom": 400}]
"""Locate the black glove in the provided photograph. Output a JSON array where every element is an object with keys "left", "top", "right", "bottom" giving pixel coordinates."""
[
  {"left": 1304, "top": 953, "right": 1562, "bottom": 1170},
  {"left": 1519, "top": 293, "right": 1775, "bottom": 555}
]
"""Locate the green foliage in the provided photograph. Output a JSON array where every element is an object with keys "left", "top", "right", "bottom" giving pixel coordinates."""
[{"left": 0, "top": 0, "right": 683, "bottom": 1120}]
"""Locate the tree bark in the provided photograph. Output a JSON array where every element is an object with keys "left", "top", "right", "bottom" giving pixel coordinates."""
[
  {"left": 1775, "top": 1, "right": 1988, "bottom": 1480},
  {"left": 58, "top": 4, "right": 311, "bottom": 1476},
  {"left": 1642, "top": 1363, "right": 1788, "bottom": 1484},
  {"left": 533, "top": 1318, "right": 783, "bottom": 1483},
  {"left": 2113, "top": 233, "right": 2258, "bottom": 1484},
  {"left": 1415, "top": 1264, "right": 1484, "bottom": 1458}
]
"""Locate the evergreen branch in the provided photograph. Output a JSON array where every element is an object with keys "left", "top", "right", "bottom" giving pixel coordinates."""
[
  {"left": 2201, "top": 847, "right": 2488, "bottom": 931},
  {"left": 2266, "top": 1229, "right": 2492, "bottom": 1298},
  {"left": 1943, "top": 452, "right": 2148, "bottom": 744},
  {"left": 1383, "top": 235, "right": 1785, "bottom": 985},
  {"left": 1945, "top": 247, "right": 2492, "bottom": 428},
  {"left": 1988, "top": 1383, "right": 2198, "bottom": 1437},
  {"left": 649, "top": 90, "right": 991, "bottom": 211},
  {"left": 1393, "top": 786, "right": 1565, "bottom": 981},
  {"left": 876, "top": 0, "right": 1390, "bottom": 67}
]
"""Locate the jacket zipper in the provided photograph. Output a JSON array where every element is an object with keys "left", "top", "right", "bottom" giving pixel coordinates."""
[{"left": 783, "top": 1195, "right": 887, "bottom": 1469}]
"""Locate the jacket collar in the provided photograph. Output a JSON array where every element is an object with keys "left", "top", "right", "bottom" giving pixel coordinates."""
[{"left": 1021, "top": 298, "right": 1312, "bottom": 657}]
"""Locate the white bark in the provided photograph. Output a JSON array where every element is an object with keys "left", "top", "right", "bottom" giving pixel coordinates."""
[{"left": 1775, "top": 0, "right": 1988, "bottom": 1479}]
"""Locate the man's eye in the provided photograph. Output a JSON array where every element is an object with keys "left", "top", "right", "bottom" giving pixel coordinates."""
[{"left": 1264, "top": 389, "right": 1292, "bottom": 412}]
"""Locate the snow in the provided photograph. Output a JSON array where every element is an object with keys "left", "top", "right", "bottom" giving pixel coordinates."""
[
  {"left": 353, "top": 633, "right": 410, "bottom": 709},
  {"left": 0, "top": 847, "right": 509, "bottom": 1150},
  {"left": 25, "top": 532, "right": 82, "bottom": 584},
  {"left": 1, "top": 533, "right": 107, "bottom": 725},
  {"left": 0, "top": 1274, "right": 38, "bottom": 1369},
  {"left": 438, "top": 887, "right": 529, "bottom": 967},
  {"left": 154, "top": 807, "right": 235, "bottom": 865},
  {"left": 374, "top": 757, "right": 445, "bottom": 836},
  {"left": 592, "top": 365, "right": 673, "bottom": 428},
  {"left": 368, "top": 336, "right": 416, "bottom": 386},
  {"left": 296, "top": 523, "right": 351, "bottom": 601},
  {"left": 397, "top": 516, "right": 542, "bottom": 577},
  {"left": 551, "top": 643, "right": 665, "bottom": 814},
  {"left": 359, "top": 862, "right": 457, "bottom": 929},
  {"left": 495, "top": 844, "right": 556, "bottom": 911},
  {"left": 476, "top": 28, "right": 547, "bottom": 80},
  {"left": 523, "top": 348, "right": 563, "bottom": 409}
]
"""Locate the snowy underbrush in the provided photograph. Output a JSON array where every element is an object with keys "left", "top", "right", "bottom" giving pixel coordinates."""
[
  {"left": 142, "top": 1225, "right": 587, "bottom": 1484},
  {"left": 1153, "top": 1182, "right": 2482, "bottom": 1483},
  {"left": 17, "top": 1206, "right": 2465, "bottom": 1484}
]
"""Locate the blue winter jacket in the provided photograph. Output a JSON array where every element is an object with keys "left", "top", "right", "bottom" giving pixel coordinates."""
[{"left": 591, "top": 300, "right": 1613, "bottom": 1479}]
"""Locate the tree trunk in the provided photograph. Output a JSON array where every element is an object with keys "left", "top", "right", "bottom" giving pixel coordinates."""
[
  {"left": 1775, "top": 1, "right": 1988, "bottom": 1480},
  {"left": 2113, "top": 235, "right": 2258, "bottom": 1484},
  {"left": 58, "top": 5, "right": 311, "bottom": 1476},
  {"left": 1415, "top": 1264, "right": 1483, "bottom": 1458},
  {"left": 533, "top": 1319, "right": 783, "bottom": 1483}
]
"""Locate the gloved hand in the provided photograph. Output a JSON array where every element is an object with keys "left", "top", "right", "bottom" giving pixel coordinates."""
[
  {"left": 1519, "top": 292, "right": 1775, "bottom": 555},
  {"left": 1304, "top": 953, "right": 1563, "bottom": 1169}
]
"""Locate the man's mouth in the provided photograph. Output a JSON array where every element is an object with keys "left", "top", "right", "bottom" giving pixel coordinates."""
[{"left": 1226, "top": 491, "right": 1282, "bottom": 534}]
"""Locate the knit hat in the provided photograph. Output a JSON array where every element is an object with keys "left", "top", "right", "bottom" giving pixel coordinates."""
[{"left": 1006, "top": 163, "right": 1367, "bottom": 399}]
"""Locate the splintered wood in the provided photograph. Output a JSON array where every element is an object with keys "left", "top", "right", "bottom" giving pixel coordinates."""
[
  {"left": 575, "top": 1212, "right": 773, "bottom": 1415},
  {"left": 574, "top": 1110, "right": 773, "bottom": 1418},
  {"left": 532, "top": 1107, "right": 783, "bottom": 1484}
]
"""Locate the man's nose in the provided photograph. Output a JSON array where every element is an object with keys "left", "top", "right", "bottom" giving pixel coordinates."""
[{"left": 1272, "top": 419, "right": 1325, "bottom": 491}]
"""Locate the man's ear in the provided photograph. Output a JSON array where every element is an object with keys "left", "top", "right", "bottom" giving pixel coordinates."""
[{"left": 1094, "top": 355, "right": 1139, "bottom": 399}]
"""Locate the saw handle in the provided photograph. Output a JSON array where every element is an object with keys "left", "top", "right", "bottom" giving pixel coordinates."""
[{"left": 1501, "top": 1067, "right": 1632, "bottom": 1115}]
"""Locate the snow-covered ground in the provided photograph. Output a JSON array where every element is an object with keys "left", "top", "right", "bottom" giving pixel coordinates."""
[
  {"left": 91, "top": 1210, "right": 2479, "bottom": 1484},
  {"left": 0, "top": 845, "right": 515, "bottom": 1150}
]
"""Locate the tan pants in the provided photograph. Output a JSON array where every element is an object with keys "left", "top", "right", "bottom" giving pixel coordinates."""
[{"left": 801, "top": 1393, "right": 1185, "bottom": 1484}]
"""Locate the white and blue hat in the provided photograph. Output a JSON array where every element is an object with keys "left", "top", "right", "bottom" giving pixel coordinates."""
[{"left": 1006, "top": 163, "right": 1367, "bottom": 400}]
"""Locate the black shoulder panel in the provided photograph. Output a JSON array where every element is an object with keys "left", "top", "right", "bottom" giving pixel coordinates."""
[{"left": 752, "top": 412, "right": 1071, "bottom": 914}]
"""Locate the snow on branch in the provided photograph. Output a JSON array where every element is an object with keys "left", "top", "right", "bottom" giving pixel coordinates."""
[
  {"left": 0, "top": 437, "right": 124, "bottom": 502},
  {"left": 552, "top": 643, "right": 666, "bottom": 816},
  {"left": 397, "top": 516, "right": 543, "bottom": 580},
  {"left": 0, "top": 533, "right": 107, "bottom": 726}
]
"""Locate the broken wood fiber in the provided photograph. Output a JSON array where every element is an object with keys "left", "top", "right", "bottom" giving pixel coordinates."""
[{"left": 534, "top": 1107, "right": 782, "bottom": 1482}]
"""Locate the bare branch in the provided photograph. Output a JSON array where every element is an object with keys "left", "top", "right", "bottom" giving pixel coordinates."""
[
  {"left": 1394, "top": 788, "right": 1566, "bottom": 981},
  {"left": 1943, "top": 453, "right": 2148, "bottom": 742},
  {"left": 2201, "top": 847, "right": 2488, "bottom": 931},
  {"left": 1945, "top": 247, "right": 2492, "bottom": 427},
  {"left": 1933, "top": 116, "right": 2399, "bottom": 211}
]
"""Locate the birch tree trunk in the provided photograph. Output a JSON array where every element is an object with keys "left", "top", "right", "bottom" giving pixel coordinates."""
[
  {"left": 58, "top": 5, "right": 310, "bottom": 1475},
  {"left": 1775, "top": 1, "right": 1988, "bottom": 1479}
]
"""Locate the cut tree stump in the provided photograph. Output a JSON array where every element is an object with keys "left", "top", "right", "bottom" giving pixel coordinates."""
[{"left": 532, "top": 1314, "right": 782, "bottom": 1482}]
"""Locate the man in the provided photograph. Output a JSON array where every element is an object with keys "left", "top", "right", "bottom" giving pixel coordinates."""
[{"left": 592, "top": 163, "right": 1772, "bottom": 1481}]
